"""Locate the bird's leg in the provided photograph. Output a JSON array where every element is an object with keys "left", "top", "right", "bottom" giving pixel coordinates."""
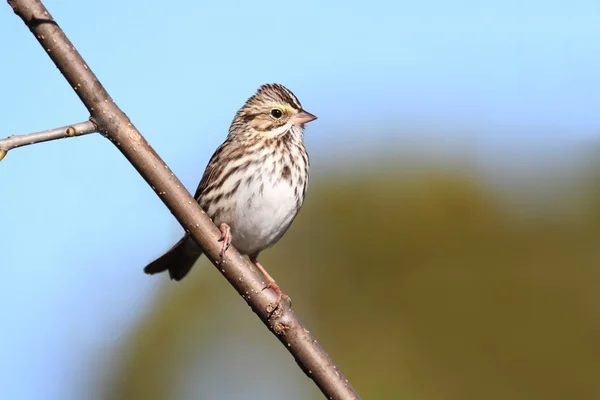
[
  {"left": 250, "top": 255, "right": 289, "bottom": 313},
  {"left": 217, "top": 223, "right": 232, "bottom": 257}
]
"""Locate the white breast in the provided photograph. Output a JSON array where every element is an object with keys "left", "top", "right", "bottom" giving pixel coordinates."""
[
  {"left": 228, "top": 171, "right": 300, "bottom": 256},
  {"left": 205, "top": 128, "right": 309, "bottom": 256}
]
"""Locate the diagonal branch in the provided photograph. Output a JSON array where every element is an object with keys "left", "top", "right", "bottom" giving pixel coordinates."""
[
  {"left": 0, "top": 121, "right": 97, "bottom": 161},
  {"left": 6, "top": 1, "right": 361, "bottom": 399}
]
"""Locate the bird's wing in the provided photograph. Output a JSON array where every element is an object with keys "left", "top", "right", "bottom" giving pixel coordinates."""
[{"left": 193, "top": 140, "right": 230, "bottom": 201}]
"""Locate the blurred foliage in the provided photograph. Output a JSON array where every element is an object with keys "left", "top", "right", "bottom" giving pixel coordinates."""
[{"left": 105, "top": 165, "right": 600, "bottom": 400}]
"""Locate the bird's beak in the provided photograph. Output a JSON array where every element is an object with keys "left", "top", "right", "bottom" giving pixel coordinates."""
[{"left": 293, "top": 110, "right": 317, "bottom": 125}]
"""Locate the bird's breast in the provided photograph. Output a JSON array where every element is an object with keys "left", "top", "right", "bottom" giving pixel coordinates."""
[
  {"left": 228, "top": 163, "right": 305, "bottom": 255},
  {"left": 202, "top": 140, "right": 309, "bottom": 256}
]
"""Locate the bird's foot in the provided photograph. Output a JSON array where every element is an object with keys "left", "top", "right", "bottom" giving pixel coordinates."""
[
  {"left": 251, "top": 257, "right": 290, "bottom": 316},
  {"left": 217, "top": 223, "right": 232, "bottom": 258},
  {"left": 260, "top": 278, "right": 292, "bottom": 316}
]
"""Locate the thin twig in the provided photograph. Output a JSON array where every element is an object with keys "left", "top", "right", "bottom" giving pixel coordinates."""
[
  {"left": 0, "top": 121, "right": 97, "bottom": 161},
  {"left": 7, "top": 1, "right": 361, "bottom": 399}
]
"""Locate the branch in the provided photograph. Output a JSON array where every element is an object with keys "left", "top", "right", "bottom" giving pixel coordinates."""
[
  {"left": 0, "top": 121, "right": 97, "bottom": 161},
  {"left": 7, "top": 1, "right": 361, "bottom": 399}
]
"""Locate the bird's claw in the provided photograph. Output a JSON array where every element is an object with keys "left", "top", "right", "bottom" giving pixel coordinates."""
[
  {"left": 218, "top": 223, "right": 232, "bottom": 258},
  {"left": 261, "top": 281, "right": 290, "bottom": 315}
]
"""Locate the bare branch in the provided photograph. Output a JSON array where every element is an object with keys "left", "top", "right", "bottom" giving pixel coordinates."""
[
  {"left": 7, "top": 1, "right": 361, "bottom": 399},
  {"left": 0, "top": 121, "right": 97, "bottom": 160}
]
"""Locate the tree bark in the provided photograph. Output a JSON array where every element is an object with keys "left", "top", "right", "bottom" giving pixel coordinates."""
[{"left": 0, "top": 121, "right": 96, "bottom": 161}]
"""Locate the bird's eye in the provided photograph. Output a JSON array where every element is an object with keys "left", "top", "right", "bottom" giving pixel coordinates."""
[{"left": 270, "top": 108, "right": 283, "bottom": 119}]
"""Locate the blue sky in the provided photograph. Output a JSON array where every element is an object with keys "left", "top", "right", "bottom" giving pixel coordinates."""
[{"left": 1, "top": 0, "right": 600, "bottom": 398}]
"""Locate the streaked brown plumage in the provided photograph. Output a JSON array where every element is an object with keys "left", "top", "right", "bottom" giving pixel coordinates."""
[{"left": 144, "top": 84, "right": 316, "bottom": 308}]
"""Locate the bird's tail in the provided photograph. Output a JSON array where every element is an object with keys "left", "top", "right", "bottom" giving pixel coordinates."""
[{"left": 144, "top": 236, "right": 202, "bottom": 281}]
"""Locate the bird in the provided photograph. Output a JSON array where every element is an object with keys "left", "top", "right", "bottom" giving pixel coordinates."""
[{"left": 144, "top": 83, "right": 317, "bottom": 309}]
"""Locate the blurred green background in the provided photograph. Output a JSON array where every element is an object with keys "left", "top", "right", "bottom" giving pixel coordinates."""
[{"left": 104, "top": 159, "right": 600, "bottom": 400}]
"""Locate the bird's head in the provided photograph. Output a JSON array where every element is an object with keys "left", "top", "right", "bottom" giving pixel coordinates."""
[{"left": 230, "top": 83, "right": 317, "bottom": 140}]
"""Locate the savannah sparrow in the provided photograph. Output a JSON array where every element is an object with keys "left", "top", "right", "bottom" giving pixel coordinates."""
[{"left": 144, "top": 83, "right": 317, "bottom": 308}]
